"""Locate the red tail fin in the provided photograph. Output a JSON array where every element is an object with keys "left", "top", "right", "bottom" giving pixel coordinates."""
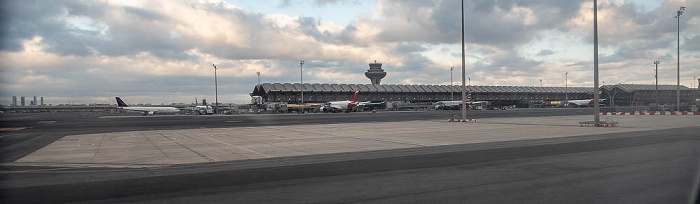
[{"left": 351, "top": 89, "right": 359, "bottom": 103}]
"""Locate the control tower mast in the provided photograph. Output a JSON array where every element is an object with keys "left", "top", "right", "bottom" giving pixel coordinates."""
[{"left": 364, "top": 60, "right": 386, "bottom": 85}]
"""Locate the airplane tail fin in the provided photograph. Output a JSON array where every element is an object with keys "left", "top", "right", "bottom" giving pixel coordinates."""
[
  {"left": 115, "top": 97, "right": 128, "bottom": 107},
  {"left": 351, "top": 89, "right": 360, "bottom": 103}
]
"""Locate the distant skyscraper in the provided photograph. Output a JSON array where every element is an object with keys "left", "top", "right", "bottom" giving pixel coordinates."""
[
  {"left": 33, "top": 96, "right": 37, "bottom": 106},
  {"left": 21, "top": 96, "right": 25, "bottom": 106},
  {"left": 364, "top": 60, "right": 387, "bottom": 85},
  {"left": 12, "top": 96, "right": 17, "bottom": 106},
  {"left": 41, "top": 97, "right": 44, "bottom": 106}
]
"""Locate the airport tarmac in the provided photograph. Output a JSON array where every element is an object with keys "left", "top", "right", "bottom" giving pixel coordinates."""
[
  {"left": 2, "top": 110, "right": 699, "bottom": 203},
  {"left": 11, "top": 115, "right": 700, "bottom": 168}
]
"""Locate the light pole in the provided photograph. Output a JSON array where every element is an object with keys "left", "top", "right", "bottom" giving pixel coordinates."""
[
  {"left": 450, "top": 66, "right": 454, "bottom": 100},
  {"left": 565, "top": 72, "right": 568, "bottom": 107},
  {"left": 212, "top": 64, "right": 218, "bottom": 114},
  {"left": 593, "top": 0, "right": 600, "bottom": 122},
  {"left": 300, "top": 60, "right": 304, "bottom": 106},
  {"left": 654, "top": 61, "right": 659, "bottom": 106},
  {"left": 461, "top": 0, "right": 467, "bottom": 121},
  {"left": 675, "top": 6, "right": 685, "bottom": 111}
]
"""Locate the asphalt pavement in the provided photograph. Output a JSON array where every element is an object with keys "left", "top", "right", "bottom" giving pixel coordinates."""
[
  {"left": 0, "top": 108, "right": 591, "bottom": 162},
  {"left": 1, "top": 108, "right": 699, "bottom": 203}
]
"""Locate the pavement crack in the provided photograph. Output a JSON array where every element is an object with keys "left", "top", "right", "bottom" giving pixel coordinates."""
[
  {"left": 93, "top": 133, "right": 107, "bottom": 159},
  {"left": 142, "top": 132, "right": 169, "bottom": 158},
  {"left": 159, "top": 133, "right": 213, "bottom": 162}
]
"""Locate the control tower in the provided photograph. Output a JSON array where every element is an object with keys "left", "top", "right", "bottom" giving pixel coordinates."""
[{"left": 364, "top": 60, "right": 386, "bottom": 85}]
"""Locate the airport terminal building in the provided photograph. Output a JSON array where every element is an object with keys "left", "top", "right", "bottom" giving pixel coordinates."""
[
  {"left": 251, "top": 83, "right": 699, "bottom": 109},
  {"left": 250, "top": 83, "right": 594, "bottom": 108},
  {"left": 600, "top": 84, "right": 700, "bottom": 108},
  {"left": 249, "top": 62, "right": 698, "bottom": 110}
]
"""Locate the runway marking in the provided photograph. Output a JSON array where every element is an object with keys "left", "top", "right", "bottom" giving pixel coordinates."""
[
  {"left": 93, "top": 133, "right": 107, "bottom": 158},
  {"left": 346, "top": 136, "right": 427, "bottom": 147},
  {"left": 204, "top": 137, "right": 273, "bottom": 158},
  {"left": 0, "top": 127, "right": 27, "bottom": 132},
  {"left": 98, "top": 115, "right": 246, "bottom": 119},
  {"left": 37, "top": 121, "right": 56, "bottom": 124}
]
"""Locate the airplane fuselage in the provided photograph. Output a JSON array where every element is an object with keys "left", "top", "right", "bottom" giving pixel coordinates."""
[
  {"left": 120, "top": 106, "right": 180, "bottom": 115},
  {"left": 567, "top": 99, "right": 606, "bottom": 107},
  {"left": 116, "top": 97, "right": 180, "bottom": 115},
  {"left": 321, "top": 89, "right": 360, "bottom": 113}
]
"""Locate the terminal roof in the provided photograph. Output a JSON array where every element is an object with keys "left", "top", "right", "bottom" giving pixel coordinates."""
[
  {"left": 252, "top": 83, "right": 594, "bottom": 96},
  {"left": 601, "top": 84, "right": 693, "bottom": 92}
]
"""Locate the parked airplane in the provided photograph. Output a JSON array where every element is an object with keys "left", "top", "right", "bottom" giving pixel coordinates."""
[
  {"left": 192, "top": 99, "right": 214, "bottom": 115},
  {"left": 358, "top": 99, "right": 388, "bottom": 111},
  {"left": 567, "top": 99, "right": 606, "bottom": 107},
  {"left": 320, "top": 89, "right": 360, "bottom": 113},
  {"left": 115, "top": 97, "right": 180, "bottom": 115},
  {"left": 434, "top": 101, "right": 489, "bottom": 110},
  {"left": 434, "top": 93, "right": 488, "bottom": 110}
]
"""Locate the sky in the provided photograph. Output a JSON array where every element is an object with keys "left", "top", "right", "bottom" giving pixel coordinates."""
[{"left": 1, "top": 0, "right": 699, "bottom": 105}]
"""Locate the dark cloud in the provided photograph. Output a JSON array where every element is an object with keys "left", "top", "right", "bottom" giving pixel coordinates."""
[
  {"left": 375, "top": 0, "right": 586, "bottom": 46},
  {"left": 396, "top": 42, "right": 427, "bottom": 53},
  {"left": 0, "top": 0, "right": 197, "bottom": 59},
  {"left": 1, "top": 0, "right": 84, "bottom": 52},
  {"left": 537, "top": 49, "right": 555, "bottom": 56},
  {"left": 122, "top": 6, "right": 167, "bottom": 22},
  {"left": 297, "top": 16, "right": 344, "bottom": 44}
]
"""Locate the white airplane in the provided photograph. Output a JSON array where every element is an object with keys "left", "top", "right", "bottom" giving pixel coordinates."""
[
  {"left": 434, "top": 100, "right": 463, "bottom": 110},
  {"left": 115, "top": 97, "right": 180, "bottom": 115},
  {"left": 434, "top": 101, "right": 490, "bottom": 110},
  {"left": 320, "top": 89, "right": 360, "bottom": 113},
  {"left": 192, "top": 99, "right": 214, "bottom": 115},
  {"left": 434, "top": 94, "right": 489, "bottom": 110},
  {"left": 567, "top": 99, "right": 606, "bottom": 107}
]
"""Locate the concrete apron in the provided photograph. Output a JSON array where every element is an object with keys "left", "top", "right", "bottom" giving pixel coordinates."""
[{"left": 11, "top": 115, "right": 700, "bottom": 168}]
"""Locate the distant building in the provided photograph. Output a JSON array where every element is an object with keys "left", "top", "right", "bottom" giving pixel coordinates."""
[
  {"left": 600, "top": 84, "right": 699, "bottom": 108},
  {"left": 12, "top": 96, "right": 17, "bottom": 106},
  {"left": 33, "top": 96, "right": 37, "bottom": 106},
  {"left": 41, "top": 97, "right": 44, "bottom": 106},
  {"left": 21, "top": 96, "right": 25, "bottom": 106},
  {"left": 251, "top": 83, "right": 593, "bottom": 108}
]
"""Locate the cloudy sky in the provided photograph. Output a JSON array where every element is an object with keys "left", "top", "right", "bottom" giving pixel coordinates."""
[{"left": 1, "top": 0, "right": 698, "bottom": 105}]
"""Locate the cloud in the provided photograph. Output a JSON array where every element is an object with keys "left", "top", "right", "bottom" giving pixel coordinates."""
[
  {"left": 1, "top": 0, "right": 699, "bottom": 104},
  {"left": 358, "top": 0, "right": 587, "bottom": 46},
  {"left": 537, "top": 49, "right": 555, "bottom": 56},
  {"left": 315, "top": 0, "right": 359, "bottom": 6}
]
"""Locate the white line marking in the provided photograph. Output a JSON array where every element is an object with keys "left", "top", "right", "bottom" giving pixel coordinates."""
[{"left": 205, "top": 137, "right": 273, "bottom": 158}]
